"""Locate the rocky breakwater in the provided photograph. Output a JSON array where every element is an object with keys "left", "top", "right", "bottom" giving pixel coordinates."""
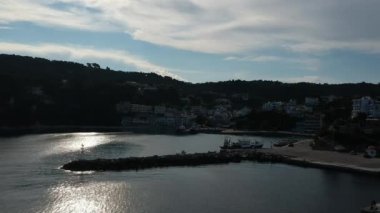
[{"left": 62, "top": 150, "right": 287, "bottom": 172}]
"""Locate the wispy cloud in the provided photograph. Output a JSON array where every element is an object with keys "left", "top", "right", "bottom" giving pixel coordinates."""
[
  {"left": 285, "top": 40, "right": 380, "bottom": 54},
  {"left": 225, "top": 55, "right": 320, "bottom": 71},
  {"left": 0, "top": 25, "right": 12, "bottom": 30},
  {"left": 0, "top": 42, "right": 184, "bottom": 80},
  {"left": 2, "top": 0, "right": 380, "bottom": 55},
  {"left": 0, "top": 0, "right": 113, "bottom": 31},
  {"left": 225, "top": 55, "right": 282, "bottom": 62}
]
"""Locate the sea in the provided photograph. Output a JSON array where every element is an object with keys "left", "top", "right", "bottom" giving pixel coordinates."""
[{"left": 0, "top": 132, "right": 378, "bottom": 213}]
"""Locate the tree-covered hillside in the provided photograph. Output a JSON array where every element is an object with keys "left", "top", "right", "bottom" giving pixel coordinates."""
[
  {"left": 0, "top": 54, "right": 183, "bottom": 126},
  {"left": 0, "top": 54, "right": 379, "bottom": 127}
]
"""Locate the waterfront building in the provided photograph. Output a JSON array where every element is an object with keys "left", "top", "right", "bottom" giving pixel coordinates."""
[
  {"left": 352, "top": 96, "right": 380, "bottom": 118},
  {"left": 370, "top": 100, "right": 380, "bottom": 118}
]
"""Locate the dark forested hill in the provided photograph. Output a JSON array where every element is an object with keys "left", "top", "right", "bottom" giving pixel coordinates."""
[
  {"left": 0, "top": 54, "right": 379, "bottom": 127},
  {"left": 0, "top": 54, "right": 184, "bottom": 126}
]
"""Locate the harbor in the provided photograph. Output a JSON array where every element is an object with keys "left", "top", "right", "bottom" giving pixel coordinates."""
[
  {"left": 2, "top": 132, "right": 380, "bottom": 212},
  {"left": 63, "top": 138, "right": 380, "bottom": 176}
]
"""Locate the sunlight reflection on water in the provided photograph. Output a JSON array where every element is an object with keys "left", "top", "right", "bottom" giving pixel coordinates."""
[
  {"left": 2, "top": 133, "right": 380, "bottom": 213},
  {"left": 44, "top": 133, "right": 113, "bottom": 156},
  {"left": 41, "top": 181, "right": 131, "bottom": 213}
]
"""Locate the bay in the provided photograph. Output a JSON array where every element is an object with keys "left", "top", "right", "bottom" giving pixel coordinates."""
[{"left": 0, "top": 133, "right": 378, "bottom": 213}]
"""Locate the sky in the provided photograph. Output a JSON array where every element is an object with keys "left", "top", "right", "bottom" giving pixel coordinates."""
[{"left": 1, "top": 0, "right": 380, "bottom": 83}]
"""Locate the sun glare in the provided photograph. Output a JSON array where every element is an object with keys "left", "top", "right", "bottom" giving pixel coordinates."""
[{"left": 41, "top": 181, "right": 131, "bottom": 213}]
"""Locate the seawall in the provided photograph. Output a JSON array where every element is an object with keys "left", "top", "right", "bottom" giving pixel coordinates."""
[
  {"left": 62, "top": 150, "right": 380, "bottom": 176},
  {"left": 62, "top": 151, "right": 285, "bottom": 171}
]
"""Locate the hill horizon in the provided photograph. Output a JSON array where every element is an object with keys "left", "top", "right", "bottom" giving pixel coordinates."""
[{"left": 2, "top": 53, "right": 379, "bottom": 85}]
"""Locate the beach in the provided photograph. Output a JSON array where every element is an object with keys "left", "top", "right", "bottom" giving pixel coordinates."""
[
  {"left": 221, "top": 129, "right": 314, "bottom": 137},
  {"left": 262, "top": 139, "right": 380, "bottom": 174}
]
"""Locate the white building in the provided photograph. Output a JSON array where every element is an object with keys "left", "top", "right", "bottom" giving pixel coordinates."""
[
  {"left": 370, "top": 100, "right": 380, "bottom": 118},
  {"left": 352, "top": 96, "right": 380, "bottom": 118}
]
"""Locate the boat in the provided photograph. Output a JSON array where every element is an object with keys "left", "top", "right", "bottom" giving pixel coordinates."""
[{"left": 220, "top": 137, "right": 263, "bottom": 150}]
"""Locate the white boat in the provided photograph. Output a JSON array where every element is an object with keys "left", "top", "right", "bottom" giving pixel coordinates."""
[{"left": 221, "top": 137, "right": 263, "bottom": 149}]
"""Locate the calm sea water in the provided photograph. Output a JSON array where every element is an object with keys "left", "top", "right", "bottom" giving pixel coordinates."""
[{"left": 0, "top": 132, "right": 378, "bottom": 213}]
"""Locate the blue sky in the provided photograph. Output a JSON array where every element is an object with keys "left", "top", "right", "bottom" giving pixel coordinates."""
[{"left": 1, "top": 0, "right": 380, "bottom": 83}]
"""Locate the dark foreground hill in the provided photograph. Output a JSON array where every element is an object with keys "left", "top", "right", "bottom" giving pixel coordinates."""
[{"left": 0, "top": 54, "right": 379, "bottom": 127}]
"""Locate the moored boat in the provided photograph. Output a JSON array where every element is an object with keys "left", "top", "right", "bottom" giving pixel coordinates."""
[{"left": 220, "top": 137, "right": 263, "bottom": 150}]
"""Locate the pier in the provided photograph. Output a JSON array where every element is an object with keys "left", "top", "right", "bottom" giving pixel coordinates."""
[
  {"left": 62, "top": 150, "right": 286, "bottom": 171},
  {"left": 62, "top": 139, "right": 380, "bottom": 175}
]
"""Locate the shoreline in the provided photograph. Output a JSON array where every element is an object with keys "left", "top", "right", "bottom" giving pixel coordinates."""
[
  {"left": 0, "top": 126, "right": 127, "bottom": 136},
  {"left": 62, "top": 139, "right": 380, "bottom": 176},
  {"left": 282, "top": 157, "right": 380, "bottom": 175},
  {"left": 260, "top": 139, "right": 380, "bottom": 175},
  {"left": 0, "top": 126, "right": 312, "bottom": 138},
  {"left": 220, "top": 129, "right": 314, "bottom": 137},
  {"left": 61, "top": 151, "right": 380, "bottom": 176},
  {"left": 2, "top": 128, "right": 376, "bottom": 175}
]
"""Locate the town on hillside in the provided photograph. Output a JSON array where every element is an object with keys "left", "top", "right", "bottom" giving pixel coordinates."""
[{"left": 1, "top": 55, "right": 380, "bottom": 153}]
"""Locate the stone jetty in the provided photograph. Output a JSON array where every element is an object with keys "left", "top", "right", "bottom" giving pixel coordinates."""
[
  {"left": 62, "top": 150, "right": 286, "bottom": 171},
  {"left": 62, "top": 142, "right": 380, "bottom": 176}
]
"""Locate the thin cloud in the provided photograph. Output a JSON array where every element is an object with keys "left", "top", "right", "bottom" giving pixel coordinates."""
[
  {"left": 285, "top": 40, "right": 380, "bottom": 54},
  {"left": 225, "top": 55, "right": 281, "bottom": 62},
  {"left": 0, "top": 0, "right": 112, "bottom": 31},
  {"left": 0, "top": 25, "right": 12, "bottom": 30},
  {"left": 0, "top": 42, "right": 184, "bottom": 80},
  {"left": 225, "top": 55, "right": 320, "bottom": 71},
  {"left": 2, "top": 0, "right": 380, "bottom": 54}
]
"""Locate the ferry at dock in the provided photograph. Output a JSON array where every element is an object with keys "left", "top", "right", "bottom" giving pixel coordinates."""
[{"left": 220, "top": 137, "right": 263, "bottom": 150}]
